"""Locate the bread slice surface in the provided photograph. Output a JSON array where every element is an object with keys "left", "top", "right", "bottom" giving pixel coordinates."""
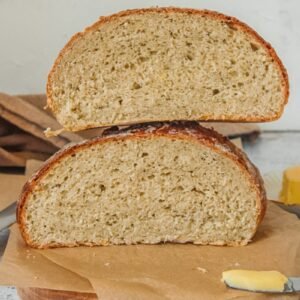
[
  {"left": 18, "top": 122, "right": 266, "bottom": 248},
  {"left": 47, "top": 7, "right": 288, "bottom": 131}
]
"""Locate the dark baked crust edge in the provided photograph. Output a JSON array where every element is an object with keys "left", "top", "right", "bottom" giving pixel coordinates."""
[
  {"left": 17, "top": 121, "right": 266, "bottom": 248},
  {"left": 47, "top": 7, "right": 289, "bottom": 130}
]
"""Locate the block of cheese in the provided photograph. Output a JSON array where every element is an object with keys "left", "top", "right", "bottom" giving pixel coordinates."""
[
  {"left": 17, "top": 122, "right": 266, "bottom": 248},
  {"left": 280, "top": 166, "right": 300, "bottom": 205},
  {"left": 222, "top": 270, "right": 288, "bottom": 293},
  {"left": 47, "top": 7, "right": 289, "bottom": 131}
]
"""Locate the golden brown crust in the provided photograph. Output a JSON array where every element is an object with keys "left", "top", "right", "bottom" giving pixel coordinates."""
[
  {"left": 47, "top": 7, "right": 289, "bottom": 130},
  {"left": 18, "top": 121, "right": 266, "bottom": 249}
]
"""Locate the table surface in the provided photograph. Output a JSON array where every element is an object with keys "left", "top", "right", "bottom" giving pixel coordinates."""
[{"left": 0, "top": 131, "right": 299, "bottom": 300}]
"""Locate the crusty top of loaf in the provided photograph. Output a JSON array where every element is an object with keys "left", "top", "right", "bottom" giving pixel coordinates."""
[
  {"left": 47, "top": 7, "right": 289, "bottom": 129},
  {"left": 17, "top": 121, "right": 266, "bottom": 241}
]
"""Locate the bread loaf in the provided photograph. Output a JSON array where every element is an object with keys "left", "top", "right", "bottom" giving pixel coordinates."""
[
  {"left": 47, "top": 7, "right": 288, "bottom": 131},
  {"left": 18, "top": 122, "right": 266, "bottom": 248}
]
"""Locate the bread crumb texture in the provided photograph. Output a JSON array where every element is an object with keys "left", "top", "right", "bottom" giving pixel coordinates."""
[
  {"left": 22, "top": 136, "right": 258, "bottom": 248},
  {"left": 49, "top": 9, "right": 287, "bottom": 129}
]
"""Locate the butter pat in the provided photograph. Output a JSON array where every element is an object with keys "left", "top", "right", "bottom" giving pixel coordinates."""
[
  {"left": 222, "top": 270, "right": 288, "bottom": 292},
  {"left": 280, "top": 166, "right": 300, "bottom": 205}
]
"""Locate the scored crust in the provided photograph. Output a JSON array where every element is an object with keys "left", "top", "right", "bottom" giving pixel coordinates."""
[
  {"left": 17, "top": 121, "right": 266, "bottom": 248},
  {"left": 47, "top": 7, "right": 289, "bottom": 130}
]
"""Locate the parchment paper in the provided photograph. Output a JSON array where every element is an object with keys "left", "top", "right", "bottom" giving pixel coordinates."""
[
  {"left": 0, "top": 203, "right": 299, "bottom": 299},
  {"left": 0, "top": 224, "right": 93, "bottom": 293}
]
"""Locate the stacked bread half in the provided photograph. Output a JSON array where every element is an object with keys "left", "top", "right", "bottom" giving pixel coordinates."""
[{"left": 18, "top": 8, "right": 288, "bottom": 248}]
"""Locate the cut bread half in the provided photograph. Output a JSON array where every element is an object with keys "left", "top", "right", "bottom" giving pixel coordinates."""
[
  {"left": 47, "top": 7, "right": 288, "bottom": 131},
  {"left": 18, "top": 122, "right": 266, "bottom": 248}
]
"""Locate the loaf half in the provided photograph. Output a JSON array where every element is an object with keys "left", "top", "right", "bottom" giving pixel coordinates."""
[
  {"left": 47, "top": 7, "right": 288, "bottom": 131},
  {"left": 18, "top": 122, "right": 266, "bottom": 248}
]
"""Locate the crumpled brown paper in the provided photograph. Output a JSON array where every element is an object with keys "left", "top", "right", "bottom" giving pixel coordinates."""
[
  {"left": 0, "top": 203, "right": 299, "bottom": 299},
  {"left": 0, "top": 224, "right": 93, "bottom": 293}
]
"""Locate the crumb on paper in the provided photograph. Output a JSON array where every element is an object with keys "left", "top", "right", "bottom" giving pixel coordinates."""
[
  {"left": 92, "top": 252, "right": 96, "bottom": 257},
  {"left": 104, "top": 262, "right": 110, "bottom": 267},
  {"left": 229, "top": 262, "right": 241, "bottom": 267},
  {"left": 196, "top": 267, "right": 208, "bottom": 273},
  {"left": 34, "top": 276, "right": 38, "bottom": 280},
  {"left": 44, "top": 127, "right": 64, "bottom": 137}
]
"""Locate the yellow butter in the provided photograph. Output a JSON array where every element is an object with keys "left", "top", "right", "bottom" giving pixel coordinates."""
[
  {"left": 280, "top": 166, "right": 300, "bottom": 205},
  {"left": 222, "top": 270, "right": 288, "bottom": 292}
]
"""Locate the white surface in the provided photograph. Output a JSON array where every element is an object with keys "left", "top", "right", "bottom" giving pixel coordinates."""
[
  {"left": 0, "top": 0, "right": 299, "bottom": 130},
  {"left": 0, "top": 287, "right": 18, "bottom": 300},
  {"left": 243, "top": 131, "right": 300, "bottom": 174}
]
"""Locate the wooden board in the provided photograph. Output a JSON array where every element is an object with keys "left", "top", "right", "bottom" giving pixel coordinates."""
[{"left": 17, "top": 287, "right": 97, "bottom": 300}]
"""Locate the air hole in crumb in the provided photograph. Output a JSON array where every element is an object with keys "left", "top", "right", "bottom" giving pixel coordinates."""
[
  {"left": 169, "top": 31, "right": 177, "bottom": 38},
  {"left": 186, "top": 41, "right": 192, "bottom": 46},
  {"left": 250, "top": 43, "right": 259, "bottom": 51},
  {"left": 132, "top": 82, "right": 142, "bottom": 90},
  {"left": 213, "top": 89, "right": 220, "bottom": 95},
  {"left": 138, "top": 56, "right": 148, "bottom": 63},
  {"left": 185, "top": 54, "right": 194, "bottom": 61},
  {"left": 141, "top": 152, "right": 149, "bottom": 157},
  {"left": 192, "top": 188, "right": 205, "bottom": 195},
  {"left": 226, "top": 22, "right": 237, "bottom": 31},
  {"left": 100, "top": 184, "right": 106, "bottom": 192},
  {"left": 237, "top": 82, "right": 244, "bottom": 87}
]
